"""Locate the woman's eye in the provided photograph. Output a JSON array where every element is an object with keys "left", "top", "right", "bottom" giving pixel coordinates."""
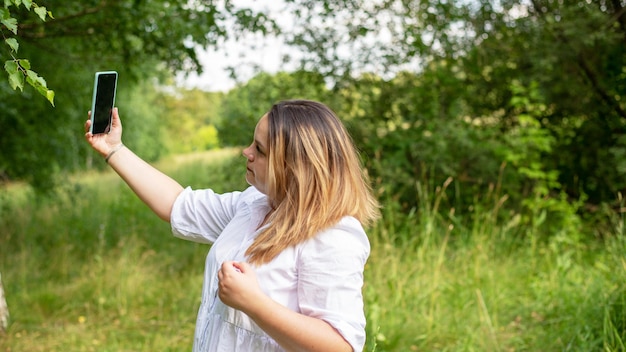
[{"left": 256, "top": 145, "right": 263, "bottom": 154}]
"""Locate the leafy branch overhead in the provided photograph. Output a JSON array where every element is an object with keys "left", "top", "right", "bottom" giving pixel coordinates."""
[{"left": 1, "top": 0, "right": 54, "bottom": 105}]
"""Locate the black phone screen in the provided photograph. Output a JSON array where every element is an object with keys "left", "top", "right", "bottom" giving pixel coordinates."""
[{"left": 91, "top": 72, "right": 117, "bottom": 134}]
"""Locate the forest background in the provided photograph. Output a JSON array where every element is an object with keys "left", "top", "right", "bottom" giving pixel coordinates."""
[{"left": 1, "top": 0, "right": 625, "bottom": 351}]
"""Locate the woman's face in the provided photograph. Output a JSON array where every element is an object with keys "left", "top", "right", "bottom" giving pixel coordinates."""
[{"left": 242, "top": 114, "right": 270, "bottom": 194}]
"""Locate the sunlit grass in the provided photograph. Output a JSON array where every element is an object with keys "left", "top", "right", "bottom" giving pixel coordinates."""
[
  {"left": 363, "top": 180, "right": 626, "bottom": 351},
  {"left": 4, "top": 236, "right": 202, "bottom": 352},
  {"left": 1, "top": 149, "right": 624, "bottom": 351}
]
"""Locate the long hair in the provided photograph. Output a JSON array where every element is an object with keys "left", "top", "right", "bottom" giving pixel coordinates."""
[{"left": 246, "top": 100, "right": 380, "bottom": 265}]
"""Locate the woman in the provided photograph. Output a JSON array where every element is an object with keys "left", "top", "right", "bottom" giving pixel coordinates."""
[{"left": 84, "top": 99, "right": 380, "bottom": 351}]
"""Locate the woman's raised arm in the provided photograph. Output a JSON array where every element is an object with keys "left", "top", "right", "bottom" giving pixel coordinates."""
[{"left": 85, "top": 108, "right": 184, "bottom": 222}]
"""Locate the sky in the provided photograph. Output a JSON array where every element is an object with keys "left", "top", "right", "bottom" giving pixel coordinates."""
[
  {"left": 177, "top": 0, "right": 417, "bottom": 93},
  {"left": 177, "top": 1, "right": 294, "bottom": 92}
]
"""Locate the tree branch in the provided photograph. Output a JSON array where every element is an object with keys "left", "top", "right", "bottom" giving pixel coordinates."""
[
  {"left": 16, "top": 3, "right": 107, "bottom": 34},
  {"left": 609, "top": 0, "right": 626, "bottom": 42},
  {"left": 530, "top": 0, "right": 626, "bottom": 120},
  {"left": 576, "top": 52, "right": 626, "bottom": 119}
]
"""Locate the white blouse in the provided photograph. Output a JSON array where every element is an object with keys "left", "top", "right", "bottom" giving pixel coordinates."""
[{"left": 170, "top": 186, "right": 370, "bottom": 352}]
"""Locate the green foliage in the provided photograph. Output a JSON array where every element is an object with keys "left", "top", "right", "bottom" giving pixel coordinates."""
[
  {"left": 363, "top": 172, "right": 626, "bottom": 351},
  {"left": 0, "top": 81, "right": 59, "bottom": 191},
  {"left": 498, "top": 80, "right": 588, "bottom": 241},
  {"left": 1, "top": 0, "right": 54, "bottom": 104},
  {"left": 118, "top": 79, "right": 167, "bottom": 162},
  {"left": 467, "top": 1, "right": 626, "bottom": 203},
  {"left": 338, "top": 67, "right": 504, "bottom": 213},
  {"left": 1, "top": 0, "right": 625, "bottom": 233},
  {"left": 159, "top": 87, "right": 223, "bottom": 154},
  {"left": 0, "top": 1, "right": 274, "bottom": 192},
  {"left": 277, "top": 0, "right": 626, "bottom": 209},
  {"left": 218, "top": 70, "right": 332, "bottom": 146},
  {"left": 192, "top": 125, "right": 220, "bottom": 151}
]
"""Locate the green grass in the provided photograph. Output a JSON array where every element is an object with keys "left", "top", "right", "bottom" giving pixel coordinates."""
[
  {"left": 363, "top": 182, "right": 626, "bottom": 352},
  {"left": 1, "top": 149, "right": 624, "bottom": 351}
]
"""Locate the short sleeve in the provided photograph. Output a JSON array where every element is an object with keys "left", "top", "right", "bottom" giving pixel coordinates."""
[
  {"left": 297, "top": 217, "right": 371, "bottom": 352},
  {"left": 170, "top": 187, "right": 262, "bottom": 244}
]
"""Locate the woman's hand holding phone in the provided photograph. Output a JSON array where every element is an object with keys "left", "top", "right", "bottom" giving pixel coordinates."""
[{"left": 85, "top": 107, "right": 123, "bottom": 159}]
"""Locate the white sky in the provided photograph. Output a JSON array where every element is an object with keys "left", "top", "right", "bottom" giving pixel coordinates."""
[
  {"left": 177, "top": 0, "right": 293, "bottom": 92},
  {"left": 177, "top": 0, "right": 423, "bottom": 92}
]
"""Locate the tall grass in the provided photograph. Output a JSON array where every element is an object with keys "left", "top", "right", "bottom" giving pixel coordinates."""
[
  {"left": 364, "top": 178, "right": 626, "bottom": 351},
  {"left": 1, "top": 149, "right": 624, "bottom": 351}
]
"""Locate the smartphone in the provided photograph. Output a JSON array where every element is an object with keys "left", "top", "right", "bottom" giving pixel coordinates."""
[{"left": 89, "top": 71, "right": 118, "bottom": 134}]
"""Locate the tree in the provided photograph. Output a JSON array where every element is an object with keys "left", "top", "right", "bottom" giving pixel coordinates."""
[
  {"left": 277, "top": 0, "right": 626, "bottom": 207},
  {"left": 0, "top": 1, "right": 276, "bottom": 191},
  {"left": 160, "top": 87, "right": 224, "bottom": 153},
  {"left": 0, "top": 272, "right": 8, "bottom": 333},
  {"left": 460, "top": 0, "right": 626, "bottom": 204}
]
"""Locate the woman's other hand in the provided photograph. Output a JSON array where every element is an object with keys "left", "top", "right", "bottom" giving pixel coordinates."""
[{"left": 218, "top": 261, "right": 265, "bottom": 313}]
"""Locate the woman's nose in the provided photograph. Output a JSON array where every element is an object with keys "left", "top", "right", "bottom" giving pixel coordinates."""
[{"left": 242, "top": 147, "right": 253, "bottom": 160}]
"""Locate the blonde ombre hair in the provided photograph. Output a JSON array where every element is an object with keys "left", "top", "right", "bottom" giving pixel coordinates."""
[{"left": 246, "top": 100, "right": 380, "bottom": 265}]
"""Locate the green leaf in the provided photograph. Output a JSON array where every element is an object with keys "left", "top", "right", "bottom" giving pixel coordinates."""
[
  {"left": 24, "top": 69, "right": 54, "bottom": 105},
  {"left": 1, "top": 16, "right": 18, "bottom": 34},
  {"left": 4, "top": 59, "right": 17, "bottom": 73},
  {"left": 5, "top": 60, "right": 24, "bottom": 90},
  {"left": 25, "top": 69, "right": 36, "bottom": 82},
  {"left": 4, "top": 0, "right": 20, "bottom": 8},
  {"left": 21, "top": 0, "right": 31, "bottom": 9},
  {"left": 4, "top": 60, "right": 24, "bottom": 90},
  {"left": 5, "top": 37, "right": 19, "bottom": 52},
  {"left": 45, "top": 89, "right": 55, "bottom": 106},
  {"left": 18, "top": 59, "right": 30, "bottom": 70},
  {"left": 17, "top": 59, "right": 30, "bottom": 70},
  {"left": 33, "top": 86, "right": 54, "bottom": 106},
  {"left": 32, "top": 80, "right": 46, "bottom": 94},
  {"left": 26, "top": 69, "right": 45, "bottom": 87},
  {"left": 8, "top": 71, "right": 23, "bottom": 90},
  {"left": 34, "top": 5, "right": 47, "bottom": 21}
]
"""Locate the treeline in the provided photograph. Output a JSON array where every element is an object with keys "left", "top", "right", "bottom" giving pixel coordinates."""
[{"left": 1, "top": 1, "right": 624, "bottom": 238}]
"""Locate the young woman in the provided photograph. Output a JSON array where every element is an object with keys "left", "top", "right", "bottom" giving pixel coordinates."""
[{"left": 84, "top": 99, "right": 380, "bottom": 352}]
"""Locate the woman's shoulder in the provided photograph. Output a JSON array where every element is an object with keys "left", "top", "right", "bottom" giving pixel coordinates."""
[
  {"left": 240, "top": 186, "right": 265, "bottom": 201},
  {"left": 298, "top": 216, "right": 371, "bottom": 260},
  {"left": 324, "top": 216, "right": 368, "bottom": 239},
  {"left": 333, "top": 216, "right": 366, "bottom": 234}
]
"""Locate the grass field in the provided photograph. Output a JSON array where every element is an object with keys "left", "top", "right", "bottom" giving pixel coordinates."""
[{"left": 0, "top": 149, "right": 624, "bottom": 351}]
